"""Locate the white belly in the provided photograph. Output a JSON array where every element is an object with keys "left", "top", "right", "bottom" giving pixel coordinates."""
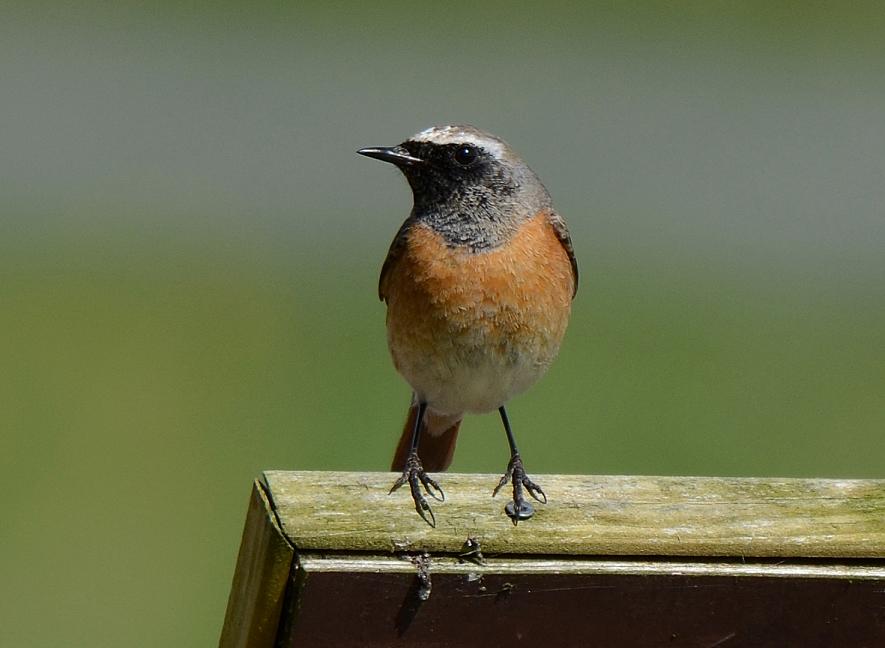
[{"left": 394, "top": 339, "right": 551, "bottom": 415}]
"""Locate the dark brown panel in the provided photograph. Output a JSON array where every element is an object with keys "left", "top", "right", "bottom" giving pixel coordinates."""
[{"left": 280, "top": 567, "right": 885, "bottom": 648}]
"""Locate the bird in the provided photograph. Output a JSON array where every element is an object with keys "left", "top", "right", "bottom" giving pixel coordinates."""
[{"left": 357, "top": 124, "right": 577, "bottom": 526}]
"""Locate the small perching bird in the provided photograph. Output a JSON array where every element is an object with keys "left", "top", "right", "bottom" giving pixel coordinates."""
[{"left": 358, "top": 124, "right": 577, "bottom": 526}]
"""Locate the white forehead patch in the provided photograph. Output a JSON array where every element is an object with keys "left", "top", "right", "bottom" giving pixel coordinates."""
[{"left": 410, "top": 125, "right": 507, "bottom": 159}]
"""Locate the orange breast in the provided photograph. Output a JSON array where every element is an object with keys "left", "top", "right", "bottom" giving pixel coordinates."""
[{"left": 382, "top": 211, "right": 574, "bottom": 412}]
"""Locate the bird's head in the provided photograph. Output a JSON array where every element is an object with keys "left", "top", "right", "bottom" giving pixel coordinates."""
[{"left": 359, "top": 124, "right": 551, "bottom": 250}]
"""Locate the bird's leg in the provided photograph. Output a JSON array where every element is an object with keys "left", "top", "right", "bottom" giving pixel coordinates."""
[
  {"left": 492, "top": 406, "right": 547, "bottom": 524},
  {"left": 389, "top": 401, "right": 444, "bottom": 527}
]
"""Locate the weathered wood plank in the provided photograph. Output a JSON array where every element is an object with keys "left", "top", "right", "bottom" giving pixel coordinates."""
[
  {"left": 263, "top": 471, "right": 885, "bottom": 558},
  {"left": 249, "top": 472, "right": 885, "bottom": 646},
  {"left": 219, "top": 480, "right": 295, "bottom": 648}
]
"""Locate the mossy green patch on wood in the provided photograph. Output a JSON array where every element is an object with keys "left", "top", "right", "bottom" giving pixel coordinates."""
[{"left": 263, "top": 471, "right": 885, "bottom": 558}]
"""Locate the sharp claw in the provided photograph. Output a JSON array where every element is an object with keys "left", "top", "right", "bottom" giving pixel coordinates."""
[
  {"left": 389, "top": 475, "right": 407, "bottom": 495},
  {"left": 419, "top": 474, "right": 445, "bottom": 502},
  {"left": 492, "top": 470, "right": 511, "bottom": 497},
  {"left": 389, "top": 451, "right": 441, "bottom": 527},
  {"left": 417, "top": 501, "right": 436, "bottom": 528},
  {"left": 524, "top": 480, "right": 547, "bottom": 504},
  {"left": 494, "top": 454, "right": 546, "bottom": 520},
  {"left": 410, "top": 481, "right": 436, "bottom": 527}
]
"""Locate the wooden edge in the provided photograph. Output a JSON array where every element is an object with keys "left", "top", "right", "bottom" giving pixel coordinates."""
[
  {"left": 263, "top": 470, "right": 885, "bottom": 559},
  {"left": 219, "top": 479, "right": 296, "bottom": 648},
  {"left": 296, "top": 553, "right": 885, "bottom": 580}
]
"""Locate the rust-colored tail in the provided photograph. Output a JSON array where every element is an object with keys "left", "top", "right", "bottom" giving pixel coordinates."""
[{"left": 391, "top": 403, "right": 462, "bottom": 473}]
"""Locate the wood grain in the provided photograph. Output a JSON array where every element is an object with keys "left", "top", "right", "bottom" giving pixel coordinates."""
[
  {"left": 263, "top": 471, "right": 885, "bottom": 558},
  {"left": 219, "top": 480, "right": 295, "bottom": 648}
]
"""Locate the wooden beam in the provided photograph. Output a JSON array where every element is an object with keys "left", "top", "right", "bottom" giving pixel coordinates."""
[
  {"left": 263, "top": 471, "right": 885, "bottom": 558},
  {"left": 219, "top": 480, "right": 295, "bottom": 648},
  {"left": 222, "top": 472, "right": 885, "bottom": 646}
]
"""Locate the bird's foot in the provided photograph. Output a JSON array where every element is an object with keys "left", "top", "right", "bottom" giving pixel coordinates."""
[
  {"left": 389, "top": 450, "right": 445, "bottom": 527},
  {"left": 492, "top": 453, "right": 546, "bottom": 524}
]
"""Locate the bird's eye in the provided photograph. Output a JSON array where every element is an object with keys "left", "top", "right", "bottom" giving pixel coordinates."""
[{"left": 453, "top": 144, "right": 478, "bottom": 166}]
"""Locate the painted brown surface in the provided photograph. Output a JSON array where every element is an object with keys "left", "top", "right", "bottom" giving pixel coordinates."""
[{"left": 278, "top": 556, "right": 885, "bottom": 648}]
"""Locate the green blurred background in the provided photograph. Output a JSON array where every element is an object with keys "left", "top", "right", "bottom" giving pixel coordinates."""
[{"left": 2, "top": 2, "right": 884, "bottom": 645}]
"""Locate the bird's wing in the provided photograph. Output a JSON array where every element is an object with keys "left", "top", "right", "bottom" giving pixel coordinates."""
[
  {"left": 546, "top": 210, "right": 579, "bottom": 298},
  {"left": 378, "top": 220, "right": 411, "bottom": 302}
]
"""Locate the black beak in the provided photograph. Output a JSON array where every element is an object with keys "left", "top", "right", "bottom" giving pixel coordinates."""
[{"left": 357, "top": 146, "right": 424, "bottom": 167}]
